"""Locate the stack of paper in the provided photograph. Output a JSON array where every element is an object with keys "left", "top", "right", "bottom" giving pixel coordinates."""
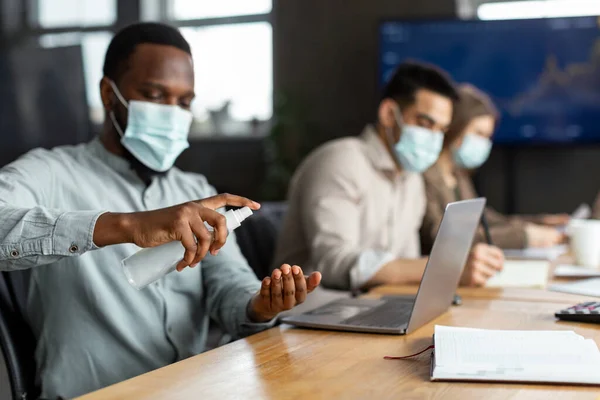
[
  {"left": 558, "top": 204, "right": 592, "bottom": 234},
  {"left": 485, "top": 260, "right": 550, "bottom": 288},
  {"left": 431, "top": 325, "right": 600, "bottom": 385},
  {"left": 573, "top": 204, "right": 592, "bottom": 219},
  {"left": 503, "top": 245, "right": 568, "bottom": 261},
  {"left": 554, "top": 265, "right": 600, "bottom": 279},
  {"left": 549, "top": 278, "right": 600, "bottom": 298}
]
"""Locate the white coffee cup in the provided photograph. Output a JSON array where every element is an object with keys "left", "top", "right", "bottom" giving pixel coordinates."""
[{"left": 570, "top": 219, "right": 600, "bottom": 268}]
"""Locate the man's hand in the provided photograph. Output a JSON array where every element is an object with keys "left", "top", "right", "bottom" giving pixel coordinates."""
[
  {"left": 93, "top": 193, "right": 260, "bottom": 271},
  {"left": 525, "top": 223, "right": 565, "bottom": 248},
  {"left": 248, "top": 264, "right": 321, "bottom": 322},
  {"left": 460, "top": 243, "right": 504, "bottom": 287}
]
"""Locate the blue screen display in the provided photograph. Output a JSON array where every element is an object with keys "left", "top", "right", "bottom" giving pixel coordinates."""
[{"left": 379, "top": 17, "right": 600, "bottom": 144}]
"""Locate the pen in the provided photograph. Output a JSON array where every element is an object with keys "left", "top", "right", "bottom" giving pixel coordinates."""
[{"left": 481, "top": 213, "right": 493, "bottom": 246}]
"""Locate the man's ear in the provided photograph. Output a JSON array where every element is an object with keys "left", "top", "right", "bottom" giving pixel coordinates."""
[
  {"left": 378, "top": 98, "right": 398, "bottom": 129},
  {"left": 99, "top": 77, "right": 115, "bottom": 112}
]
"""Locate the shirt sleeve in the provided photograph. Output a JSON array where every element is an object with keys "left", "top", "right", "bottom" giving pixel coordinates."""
[
  {"left": 298, "top": 145, "right": 396, "bottom": 291},
  {"left": 486, "top": 213, "right": 528, "bottom": 249},
  {"left": 0, "top": 150, "right": 105, "bottom": 271},
  {"left": 197, "top": 183, "right": 275, "bottom": 337},
  {"left": 457, "top": 171, "right": 528, "bottom": 249},
  {"left": 420, "top": 181, "right": 446, "bottom": 255}
]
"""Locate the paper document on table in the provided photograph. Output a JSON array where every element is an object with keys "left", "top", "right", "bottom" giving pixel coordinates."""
[
  {"left": 503, "top": 244, "right": 568, "bottom": 261},
  {"left": 559, "top": 204, "right": 592, "bottom": 234},
  {"left": 549, "top": 278, "right": 600, "bottom": 298},
  {"left": 554, "top": 265, "right": 600, "bottom": 279},
  {"left": 486, "top": 260, "right": 550, "bottom": 288},
  {"left": 572, "top": 204, "right": 592, "bottom": 220},
  {"left": 431, "top": 325, "right": 600, "bottom": 385}
]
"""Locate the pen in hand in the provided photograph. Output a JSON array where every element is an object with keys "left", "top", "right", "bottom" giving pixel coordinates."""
[{"left": 481, "top": 213, "right": 493, "bottom": 246}]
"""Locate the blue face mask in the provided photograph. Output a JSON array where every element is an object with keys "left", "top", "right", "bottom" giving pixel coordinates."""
[
  {"left": 109, "top": 81, "right": 192, "bottom": 172},
  {"left": 452, "top": 133, "right": 492, "bottom": 169},
  {"left": 387, "top": 106, "right": 444, "bottom": 173}
]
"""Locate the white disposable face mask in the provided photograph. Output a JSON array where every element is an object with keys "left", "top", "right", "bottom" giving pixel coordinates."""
[
  {"left": 109, "top": 80, "right": 192, "bottom": 172},
  {"left": 386, "top": 105, "right": 444, "bottom": 173},
  {"left": 452, "top": 133, "right": 492, "bottom": 169}
]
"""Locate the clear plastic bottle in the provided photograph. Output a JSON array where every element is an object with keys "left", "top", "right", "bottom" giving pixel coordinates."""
[{"left": 122, "top": 207, "right": 253, "bottom": 290}]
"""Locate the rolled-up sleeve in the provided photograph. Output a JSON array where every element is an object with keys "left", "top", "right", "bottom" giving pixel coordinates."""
[
  {"left": 299, "top": 145, "right": 395, "bottom": 291},
  {"left": 0, "top": 150, "right": 105, "bottom": 270}
]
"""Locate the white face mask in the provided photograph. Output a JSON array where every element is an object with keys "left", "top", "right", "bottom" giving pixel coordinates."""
[
  {"left": 109, "top": 80, "right": 193, "bottom": 172},
  {"left": 452, "top": 133, "right": 492, "bottom": 169},
  {"left": 386, "top": 105, "right": 444, "bottom": 173}
]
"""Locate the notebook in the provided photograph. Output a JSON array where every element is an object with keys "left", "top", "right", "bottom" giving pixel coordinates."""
[
  {"left": 554, "top": 265, "right": 600, "bottom": 279},
  {"left": 431, "top": 325, "right": 600, "bottom": 385},
  {"left": 549, "top": 278, "right": 600, "bottom": 298},
  {"left": 503, "top": 245, "right": 568, "bottom": 261},
  {"left": 485, "top": 260, "right": 550, "bottom": 288}
]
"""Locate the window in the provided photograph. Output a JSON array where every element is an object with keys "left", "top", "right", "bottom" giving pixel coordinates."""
[
  {"left": 33, "top": 0, "right": 116, "bottom": 125},
  {"left": 39, "top": 32, "right": 112, "bottom": 125},
  {"left": 32, "top": 0, "right": 273, "bottom": 135},
  {"left": 478, "top": 0, "right": 600, "bottom": 20},
  {"left": 171, "top": 0, "right": 272, "bottom": 20},
  {"left": 171, "top": 0, "right": 273, "bottom": 137},
  {"left": 180, "top": 23, "right": 273, "bottom": 136},
  {"left": 36, "top": 0, "right": 116, "bottom": 28},
  {"left": 457, "top": 0, "right": 600, "bottom": 21}
]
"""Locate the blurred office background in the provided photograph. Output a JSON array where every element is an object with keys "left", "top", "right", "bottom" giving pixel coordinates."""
[{"left": 0, "top": 0, "right": 599, "bottom": 213}]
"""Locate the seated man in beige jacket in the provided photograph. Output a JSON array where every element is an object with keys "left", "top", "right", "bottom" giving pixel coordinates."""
[{"left": 273, "top": 62, "right": 504, "bottom": 291}]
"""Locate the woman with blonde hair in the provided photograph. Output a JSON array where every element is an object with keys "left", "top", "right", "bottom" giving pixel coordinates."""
[{"left": 420, "top": 84, "right": 568, "bottom": 254}]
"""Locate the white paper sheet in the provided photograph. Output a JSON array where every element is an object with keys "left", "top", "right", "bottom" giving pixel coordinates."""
[
  {"left": 554, "top": 264, "right": 600, "bottom": 278},
  {"left": 485, "top": 260, "right": 550, "bottom": 288},
  {"left": 572, "top": 204, "right": 592, "bottom": 220},
  {"left": 503, "top": 245, "right": 568, "bottom": 261},
  {"left": 549, "top": 278, "right": 600, "bottom": 298},
  {"left": 559, "top": 204, "right": 592, "bottom": 234},
  {"left": 432, "top": 325, "right": 600, "bottom": 384}
]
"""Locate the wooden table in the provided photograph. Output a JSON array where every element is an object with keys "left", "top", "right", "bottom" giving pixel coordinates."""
[
  {"left": 373, "top": 284, "right": 594, "bottom": 304},
  {"left": 78, "top": 287, "right": 600, "bottom": 400},
  {"left": 372, "top": 254, "right": 595, "bottom": 305}
]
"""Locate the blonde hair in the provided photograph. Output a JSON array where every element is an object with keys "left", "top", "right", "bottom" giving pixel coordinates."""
[{"left": 444, "top": 84, "right": 499, "bottom": 148}]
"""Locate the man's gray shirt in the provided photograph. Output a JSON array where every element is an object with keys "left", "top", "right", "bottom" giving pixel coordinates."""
[{"left": 0, "top": 138, "right": 271, "bottom": 398}]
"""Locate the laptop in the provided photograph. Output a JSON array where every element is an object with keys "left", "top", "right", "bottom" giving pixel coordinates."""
[{"left": 281, "top": 198, "right": 486, "bottom": 334}]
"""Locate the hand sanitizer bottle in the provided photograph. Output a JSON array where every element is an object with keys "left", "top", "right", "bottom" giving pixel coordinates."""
[{"left": 122, "top": 207, "right": 253, "bottom": 290}]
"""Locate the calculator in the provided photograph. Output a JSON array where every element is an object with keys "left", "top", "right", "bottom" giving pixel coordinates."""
[{"left": 555, "top": 302, "right": 600, "bottom": 324}]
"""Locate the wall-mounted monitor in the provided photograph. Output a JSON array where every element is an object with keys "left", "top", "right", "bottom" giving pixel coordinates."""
[{"left": 379, "top": 17, "right": 600, "bottom": 144}]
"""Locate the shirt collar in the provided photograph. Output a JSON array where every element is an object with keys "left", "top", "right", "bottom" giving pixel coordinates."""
[
  {"left": 361, "top": 124, "right": 398, "bottom": 173},
  {"left": 86, "top": 136, "right": 140, "bottom": 181}
]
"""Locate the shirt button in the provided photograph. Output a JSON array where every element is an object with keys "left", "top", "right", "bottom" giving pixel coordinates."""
[
  {"left": 10, "top": 250, "right": 19, "bottom": 258},
  {"left": 69, "top": 244, "right": 79, "bottom": 253},
  {"left": 167, "top": 326, "right": 173, "bottom": 333}
]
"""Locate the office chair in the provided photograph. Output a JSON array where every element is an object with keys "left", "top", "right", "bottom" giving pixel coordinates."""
[
  {"left": 235, "top": 202, "right": 288, "bottom": 279},
  {"left": 0, "top": 270, "right": 39, "bottom": 400}
]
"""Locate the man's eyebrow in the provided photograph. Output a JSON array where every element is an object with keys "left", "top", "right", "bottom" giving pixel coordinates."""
[
  {"left": 140, "top": 82, "right": 168, "bottom": 91},
  {"left": 140, "top": 81, "right": 195, "bottom": 97},
  {"left": 416, "top": 112, "right": 437, "bottom": 125}
]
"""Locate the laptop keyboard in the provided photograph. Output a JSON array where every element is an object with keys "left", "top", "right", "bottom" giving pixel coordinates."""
[{"left": 341, "top": 300, "right": 414, "bottom": 328}]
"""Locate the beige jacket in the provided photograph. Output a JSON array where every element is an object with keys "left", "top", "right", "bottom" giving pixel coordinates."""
[
  {"left": 421, "top": 162, "right": 529, "bottom": 253},
  {"left": 273, "top": 126, "right": 426, "bottom": 290}
]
